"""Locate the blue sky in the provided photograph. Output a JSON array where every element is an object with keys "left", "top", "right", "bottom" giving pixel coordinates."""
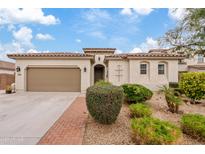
[{"left": 0, "top": 8, "right": 185, "bottom": 61}]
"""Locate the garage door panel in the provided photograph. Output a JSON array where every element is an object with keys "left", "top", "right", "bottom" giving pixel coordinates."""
[{"left": 27, "top": 68, "right": 81, "bottom": 92}]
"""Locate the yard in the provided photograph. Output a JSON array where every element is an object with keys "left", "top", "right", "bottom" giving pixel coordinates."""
[{"left": 83, "top": 92, "right": 205, "bottom": 145}]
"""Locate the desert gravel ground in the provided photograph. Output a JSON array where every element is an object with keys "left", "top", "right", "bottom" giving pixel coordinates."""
[
  {"left": 148, "top": 92, "right": 205, "bottom": 145},
  {"left": 83, "top": 104, "right": 134, "bottom": 145},
  {"left": 83, "top": 93, "right": 205, "bottom": 145}
]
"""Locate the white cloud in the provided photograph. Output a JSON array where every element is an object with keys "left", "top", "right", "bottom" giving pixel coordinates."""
[
  {"left": 84, "top": 9, "right": 111, "bottom": 22},
  {"left": 121, "top": 8, "right": 154, "bottom": 16},
  {"left": 120, "top": 8, "right": 132, "bottom": 16},
  {"left": 0, "top": 8, "right": 60, "bottom": 25},
  {"left": 168, "top": 8, "right": 186, "bottom": 21},
  {"left": 27, "top": 49, "right": 39, "bottom": 53},
  {"left": 75, "top": 39, "right": 81, "bottom": 43},
  {"left": 0, "top": 27, "right": 55, "bottom": 61},
  {"left": 116, "top": 49, "right": 123, "bottom": 54},
  {"left": 0, "top": 42, "right": 23, "bottom": 61},
  {"left": 142, "top": 37, "right": 159, "bottom": 50},
  {"left": 26, "top": 49, "right": 50, "bottom": 53},
  {"left": 130, "top": 47, "right": 143, "bottom": 53},
  {"left": 12, "top": 26, "right": 33, "bottom": 48},
  {"left": 0, "top": 26, "right": 35, "bottom": 61},
  {"left": 130, "top": 37, "right": 159, "bottom": 53},
  {"left": 133, "top": 8, "right": 154, "bottom": 15},
  {"left": 89, "top": 31, "right": 106, "bottom": 39},
  {"left": 36, "top": 33, "right": 54, "bottom": 41}
]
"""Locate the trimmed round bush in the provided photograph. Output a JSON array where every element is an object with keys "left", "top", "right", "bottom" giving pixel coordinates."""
[
  {"left": 129, "top": 103, "right": 152, "bottom": 118},
  {"left": 122, "top": 84, "right": 153, "bottom": 103},
  {"left": 131, "top": 117, "right": 182, "bottom": 144},
  {"left": 86, "top": 84, "right": 124, "bottom": 124},
  {"left": 181, "top": 114, "right": 205, "bottom": 141}
]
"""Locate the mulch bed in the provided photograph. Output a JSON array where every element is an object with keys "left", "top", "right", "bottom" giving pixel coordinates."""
[{"left": 83, "top": 93, "right": 205, "bottom": 145}]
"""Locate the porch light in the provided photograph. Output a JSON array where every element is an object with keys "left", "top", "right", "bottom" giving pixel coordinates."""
[
  {"left": 16, "top": 66, "right": 21, "bottom": 72},
  {"left": 84, "top": 67, "right": 87, "bottom": 72}
]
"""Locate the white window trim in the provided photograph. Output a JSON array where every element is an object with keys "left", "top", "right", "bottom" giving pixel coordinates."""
[
  {"left": 140, "top": 63, "right": 147, "bottom": 75},
  {"left": 158, "top": 63, "right": 165, "bottom": 75}
]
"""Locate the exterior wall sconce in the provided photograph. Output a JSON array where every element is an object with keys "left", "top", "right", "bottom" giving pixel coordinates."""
[
  {"left": 84, "top": 67, "right": 87, "bottom": 72},
  {"left": 16, "top": 66, "right": 21, "bottom": 72},
  {"left": 98, "top": 57, "right": 100, "bottom": 61}
]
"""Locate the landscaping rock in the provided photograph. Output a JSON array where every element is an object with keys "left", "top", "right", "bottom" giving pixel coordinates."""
[{"left": 83, "top": 104, "right": 134, "bottom": 145}]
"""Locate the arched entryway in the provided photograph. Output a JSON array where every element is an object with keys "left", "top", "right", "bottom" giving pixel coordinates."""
[{"left": 94, "top": 64, "right": 105, "bottom": 83}]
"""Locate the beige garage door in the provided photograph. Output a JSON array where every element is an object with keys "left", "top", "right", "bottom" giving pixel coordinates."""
[{"left": 27, "top": 68, "right": 81, "bottom": 92}]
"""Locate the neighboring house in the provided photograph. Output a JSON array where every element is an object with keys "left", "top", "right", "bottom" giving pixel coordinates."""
[
  {"left": 149, "top": 49, "right": 205, "bottom": 77},
  {"left": 0, "top": 60, "right": 15, "bottom": 90},
  {"left": 180, "top": 54, "right": 205, "bottom": 72},
  {"left": 7, "top": 48, "right": 184, "bottom": 92}
]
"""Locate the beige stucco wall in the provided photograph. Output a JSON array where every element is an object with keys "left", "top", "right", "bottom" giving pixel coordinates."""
[
  {"left": 0, "top": 69, "right": 15, "bottom": 75},
  {"left": 108, "top": 59, "right": 179, "bottom": 90},
  {"left": 178, "top": 63, "right": 188, "bottom": 72},
  {"left": 15, "top": 59, "right": 91, "bottom": 93},
  {"left": 91, "top": 55, "right": 107, "bottom": 85},
  {"left": 108, "top": 60, "right": 129, "bottom": 86},
  {"left": 14, "top": 57, "right": 180, "bottom": 92}
]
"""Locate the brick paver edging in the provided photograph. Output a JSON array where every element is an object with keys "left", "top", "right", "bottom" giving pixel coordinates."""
[{"left": 38, "top": 97, "right": 88, "bottom": 145}]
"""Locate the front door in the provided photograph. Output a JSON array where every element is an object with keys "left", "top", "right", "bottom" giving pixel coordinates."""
[{"left": 94, "top": 64, "right": 105, "bottom": 83}]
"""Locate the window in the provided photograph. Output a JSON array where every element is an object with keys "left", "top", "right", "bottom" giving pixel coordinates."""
[
  {"left": 197, "top": 54, "right": 204, "bottom": 63},
  {"left": 158, "top": 64, "right": 165, "bottom": 75},
  {"left": 140, "top": 64, "right": 147, "bottom": 74}
]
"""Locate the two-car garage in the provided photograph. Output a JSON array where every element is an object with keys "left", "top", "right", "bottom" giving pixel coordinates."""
[
  {"left": 27, "top": 67, "right": 81, "bottom": 92},
  {"left": 7, "top": 52, "right": 93, "bottom": 92}
]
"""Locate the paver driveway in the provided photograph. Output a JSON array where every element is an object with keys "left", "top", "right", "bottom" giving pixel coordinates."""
[{"left": 0, "top": 92, "right": 79, "bottom": 145}]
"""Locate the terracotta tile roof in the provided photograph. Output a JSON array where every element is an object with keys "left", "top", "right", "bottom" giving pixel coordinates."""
[
  {"left": 83, "top": 48, "right": 116, "bottom": 54},
  {"left": 0, "top": 60, "right": 15, "bottom": 71},
  {"left": 7, "top": 50, "right": 185, "bottom": 60},
  {"left": 83, "top": 48, "right": 116, "bottom": 50},
  {"left": 105, "top": 53, "right": 185, "bottom": 59},
  {"left": 188, "top": 64, "right": 205, "bottom": 69},
  {"left": 148, "top": 49, "right": 169, "bottom": 53},
  {"left": 127, "top": 53, "right": 185, "bottom": 57},
  {"left": 7, "top": 52, "right": 94, "bottom": 59}
]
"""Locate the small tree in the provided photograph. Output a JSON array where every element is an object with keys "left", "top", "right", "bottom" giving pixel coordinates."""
[
  {"left": 159, "top": 85, "right": 182, "bottom": 113},
  {"left": 179, "top": 72, "right": 205, "bottom": 103}
]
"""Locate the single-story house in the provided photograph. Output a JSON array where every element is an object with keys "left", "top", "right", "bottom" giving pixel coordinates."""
[
  {"left": 7, "top": 48, "right": 185, "bottom": 92},
  {"left": 0, "top": 60, "right": 15, "bottom": 90}
]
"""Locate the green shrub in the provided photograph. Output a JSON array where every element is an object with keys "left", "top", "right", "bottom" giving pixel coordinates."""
[
  {"left": 95, "top": 80, "right": 112, "bottom": 86},
  {"left": 179, "top": 72, "right": 205, "bottom": 102},
  {"left": 181, "top": 114, "right": 205, "bottom": 141},
  {"left": 159, "top": 85, "right": 182, "bottom": 113},
  {"left": 169, "top": 82, "right": 179, "bottom": 88},
  {"left": 86, "top": 84, "right": 124, "bottom": 124},
  {"left": 122, "top": 84, "right": 153, "bottom": 103},
  {"left": 129, "top": 103, "right": 152, "bottom": 118},
  {"left": 131, "top": 117, "right": 182, "bottom": 144}
]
